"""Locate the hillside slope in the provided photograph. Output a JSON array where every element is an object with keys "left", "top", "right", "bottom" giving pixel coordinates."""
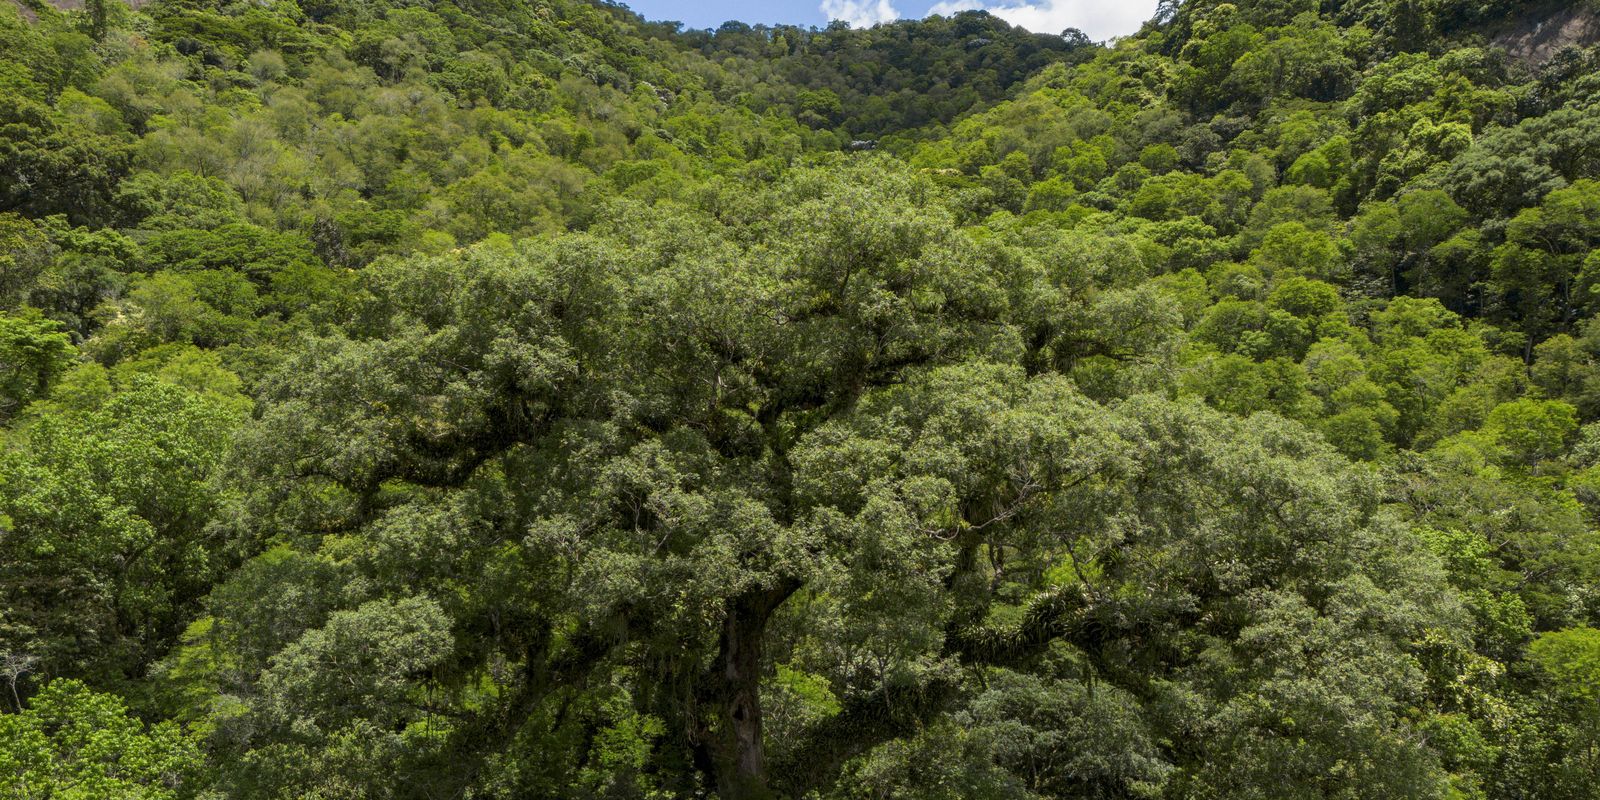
[{"left": 4, "top": 1, "right": 1600, "bottom": 798}]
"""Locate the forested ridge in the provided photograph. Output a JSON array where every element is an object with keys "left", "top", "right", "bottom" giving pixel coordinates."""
[{"left": 4, "top": 0, "right": 1600, "bottom": 796}]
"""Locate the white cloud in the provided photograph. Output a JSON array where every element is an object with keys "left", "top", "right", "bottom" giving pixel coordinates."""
[
  {"left": 821, "top": 0, "right": 901, "bottom": 27},
  {"left": 925, "top": 0, "right": 1155, "bottom": 40}
]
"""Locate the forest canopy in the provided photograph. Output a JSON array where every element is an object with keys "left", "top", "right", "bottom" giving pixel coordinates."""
[{"left": 4, "top": 0, "right": 1600, "bottom": 797}]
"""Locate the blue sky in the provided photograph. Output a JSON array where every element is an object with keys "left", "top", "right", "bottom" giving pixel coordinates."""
[{"left": 620, "top": 0, "right": 1159, "bottom": 41}]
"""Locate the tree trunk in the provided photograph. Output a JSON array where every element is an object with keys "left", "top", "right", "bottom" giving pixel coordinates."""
[
  {"left": 712, "top": 611, "right": 770, "bottom": 799},
  {"left": 703, "top": 580, "right": 799, "bottom": 799}
]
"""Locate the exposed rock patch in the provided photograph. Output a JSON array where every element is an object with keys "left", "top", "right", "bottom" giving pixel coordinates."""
[{"left": 1491, "top": 2, "right": 1600, "bottom": 64}]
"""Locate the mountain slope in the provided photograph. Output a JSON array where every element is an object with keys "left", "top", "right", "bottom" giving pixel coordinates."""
[{"left": 4, "top": 1, "right": 1600, "bottom": 798}]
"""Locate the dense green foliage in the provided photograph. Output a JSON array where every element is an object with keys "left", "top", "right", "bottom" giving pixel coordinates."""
[
  {"left": 4, "top": 0, "right": 1600, "bottom": 797},
  {"left": 664, "top": 14, "right": 1096, "bottom": 138}
]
